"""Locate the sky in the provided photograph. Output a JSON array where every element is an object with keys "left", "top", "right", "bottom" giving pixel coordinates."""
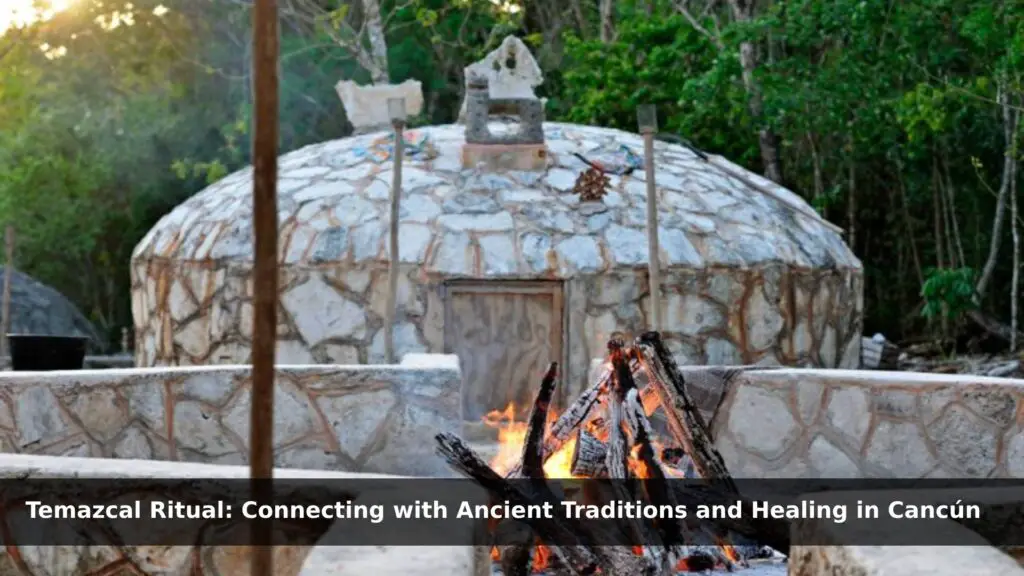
[{"left": 0, "top": 0, "right": 74, "bottom": 34}]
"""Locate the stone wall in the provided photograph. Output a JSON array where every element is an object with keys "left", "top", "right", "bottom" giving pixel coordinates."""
[
  {"left": 705, "top": 369, "right": 1024, "bottom": 478},
  {"left": 0, "top": 354, "right": 461, "bottom": 477},
  {"left": 0, "top": 453, "right": 480, "bottom": 576},
  {"left": 789, "top": 486, "right": 1024, "bottom": 575},
  {"left": 131, "top": 258, "right": 862, "bottom": 399}
]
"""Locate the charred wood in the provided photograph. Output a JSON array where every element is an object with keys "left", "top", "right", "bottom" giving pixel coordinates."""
[
  {"left": 521, "top": 363, "right": 559, "bottom": 480},
  {"left": 493, "top": 520, "right": 534, "bottom": 576},
  {"left": 635, "top": 332, "right": 738, "bottom": 493},
  {"left": 564, "top": 431, "right": 791, "bottom": 554},
  {"left": 435, "top": 432, "right": 604, "bottom": 574},
  {"left": 605, "top": 343, "right": 670, "bottom": 573},
  {"left": 570, "top": 428, "right": 607, "bottom": 477}
]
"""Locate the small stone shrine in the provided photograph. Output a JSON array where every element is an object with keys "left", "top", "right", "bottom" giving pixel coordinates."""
[{"left": 131, "top": 37, "right": 862, "bottom": 424}]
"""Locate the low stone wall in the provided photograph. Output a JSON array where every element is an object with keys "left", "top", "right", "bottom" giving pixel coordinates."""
[
  {"left": 588, "top": 360, "right": 1024, "bottom": 479},
  {"left": 0, "top": 453, "right": 480, "bottom": 576},
  {"left": 0, "top": 354, "right": 461, "bottom": 477},
  {"left": 789, "top": 486, "right": 1024, "bottom": 575},
  {"left": 708, "top": 369, "right": 1024, "bottom": 479}
]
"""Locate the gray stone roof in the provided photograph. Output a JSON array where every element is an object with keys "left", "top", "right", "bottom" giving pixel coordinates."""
[
  {"left": 132, "top": 122, "right": 860, "bottom": 274},
  {"left": 0, "top": 267, "right": 103, "bottom": 349}
]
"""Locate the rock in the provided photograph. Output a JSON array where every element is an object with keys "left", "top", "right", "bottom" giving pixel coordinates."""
[
  {"left": 317, "top": 389, "right": 398, "bottom": 460},
  {"left": 556, "top": 236, "right": 603, "bottom": 272},
  {"left": 825, "top": 387, "right": 871, "bottom": 448},
  {"left": 282, "top": 276, "right": 367, "bottom": 346},
  {"left": 726, "top": 385, "right": 800, "bottom": 460},
  {"left": 807, "top": 435, "right": 861, "bottom": 478},
  {"left": 865, "top": 420, "right": 936, "bottom": 477},
  {"left": 335, "top": 80, "right": 424, "bottom": 132},
  {"left": 0, "top": 267, "right": 103, "bottom": 351},
  {"left": 927, "top": 405, "right": 999, "bottom": 476}
]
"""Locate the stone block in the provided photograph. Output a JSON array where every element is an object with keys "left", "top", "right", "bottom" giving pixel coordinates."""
[
  {"left": 335, "top": 80, "right": 424, "bottom": 132},
  {"left": 460, "top": 143, "right": 548, "bottom": 171}
]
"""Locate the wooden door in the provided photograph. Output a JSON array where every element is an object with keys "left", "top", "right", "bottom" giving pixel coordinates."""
[{"left": 444, "top": 281, "right": 564, "bottom": 423}]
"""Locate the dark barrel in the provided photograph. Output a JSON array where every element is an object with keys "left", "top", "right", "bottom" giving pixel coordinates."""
[{"left": 8, "top": 334, "right": 88, "bottom": 371}]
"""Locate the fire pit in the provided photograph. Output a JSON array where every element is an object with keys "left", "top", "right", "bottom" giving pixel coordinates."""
[{"left": 435, "top": 332, "right": 789, "bottom": 575}]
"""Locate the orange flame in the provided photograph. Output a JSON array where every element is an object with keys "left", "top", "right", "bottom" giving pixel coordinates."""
[{"left": 483, "top": 403, "right": 578, "bottom": 479}]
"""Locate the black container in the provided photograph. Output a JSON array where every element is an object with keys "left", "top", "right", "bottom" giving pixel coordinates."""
[{"left": 8, "top": 334, "right": 88, "bottom": 371}]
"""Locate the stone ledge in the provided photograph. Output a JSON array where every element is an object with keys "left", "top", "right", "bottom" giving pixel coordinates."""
[
  {"left": 400, "top": 353, "right": 460, "bottom": 371},
  {"left": 789, "top": 487, "right": 1024, "bottom": 576},
  {"left": 0, "top": 453, "right": 433, "bottom": 576},
  {"left": 746, "top": 367, "right": 1024, "bottom": 388},
  {"left": 790, "top": 545, "right": 1024, "bottom": 576}
]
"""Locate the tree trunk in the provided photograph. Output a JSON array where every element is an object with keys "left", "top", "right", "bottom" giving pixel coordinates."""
[
  {"left": 977, "top": 85, "right": 1018, "bottom": 299},
  {"left": 847, "top": 146, "right": 856, "bottom": 249},
  {"left": 360, "top": 0, "right": 390, "bottom": 84},
  {"left": 942, "top": 153, "right": 967, "bottom": 267},
  {"left": 1012, "top": 155, "right": 1020, "bottom": 352},
  {"left": 599, "top": 0, "right": 615, "bottom": 43},
  {"left": 727, "top": 0, "right": 783, "bottom": 183}
]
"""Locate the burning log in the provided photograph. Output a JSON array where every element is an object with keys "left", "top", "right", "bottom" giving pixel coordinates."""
[
  {"left": 635, "top": 332, "right": 739, "bottom": 494},
  {"left": 441, "top": 335, "right": 790, "bottom": 576},
  {"left": 435, "top": 435, "right": 655, "bottom": 575},
  {"left": 493, "top": 519, "right": 534, "bottom": 576},
  {"left": 521, "top": 363, "right": 559, "bottom": 480},
  {"left": 603, "top": 342, "right": 670, "bottom": 573},
  {"left": 566, "top": 425, "right": 790, "bottom": 554},
  {"left": 506, "top": 359, "right": 647, "bottom": 479},
  {"left": 571, "top": 429, "right": 607, "bottom": 477}
]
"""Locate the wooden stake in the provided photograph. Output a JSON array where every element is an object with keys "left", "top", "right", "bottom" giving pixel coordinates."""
[
  {"left": 640, "top": 118, "right": 661, "bottom": 331},
  {"left": 0, "top": 226, "right": 13, "bottom": 366},
  {"left": 384, "top": 118, "right": 405, "bottom": 364},
  {"left": 250, "top": 0, "right": 279, "bottom": 572}
]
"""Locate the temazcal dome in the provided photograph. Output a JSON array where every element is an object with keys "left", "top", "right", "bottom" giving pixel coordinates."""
[{"left": 131, "top": 39, "right": 861, "bottom": 421}]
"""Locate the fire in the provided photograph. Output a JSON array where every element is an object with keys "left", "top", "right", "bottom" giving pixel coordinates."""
[
  {"left": 483, "top": 402, "right": 746, "bottom": 574},
  {"left": 484, "top": 403, "right": 578, "bottom": 479},
  {"left": 716, "top": 537, "right": 741, "bottom": 564}
]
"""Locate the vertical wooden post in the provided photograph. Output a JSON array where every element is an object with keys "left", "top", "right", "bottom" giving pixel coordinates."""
[
  {"left": 638, "top": 105, "right": 661, "bottom": 331},
  {"left": 251, "top": 0, "right": 279, "bottom": 573},
  {"left": 384, "top": 98, "right": 407, "bottom": 364},
  {"left": 0, "top": 226, "right": 13, "bottom": 366}
]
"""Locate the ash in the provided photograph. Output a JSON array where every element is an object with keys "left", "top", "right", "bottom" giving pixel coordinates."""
[{"left": 490, "top": 558, "right": 788, "bottom": 576}]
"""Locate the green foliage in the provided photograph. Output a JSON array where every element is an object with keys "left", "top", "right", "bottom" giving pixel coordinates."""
[
  {"left": 921, "top": 268, "right": 978, "bottom": 320},
  {"left": 3, "top": 0, "right": 1024, "bottom": 350}
]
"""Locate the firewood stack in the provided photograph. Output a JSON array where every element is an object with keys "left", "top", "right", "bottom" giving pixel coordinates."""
[{"left": 434, "top": 332, "right": 790, "bottom": 576}]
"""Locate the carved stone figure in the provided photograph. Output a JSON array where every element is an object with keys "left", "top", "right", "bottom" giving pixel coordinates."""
[{"left": 458, "top": 36, "right": 546, "bottom": 122}]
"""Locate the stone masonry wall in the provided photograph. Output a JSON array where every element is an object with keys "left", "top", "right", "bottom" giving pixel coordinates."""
[
  {"left": 708, "top": 369, "right": 1024, "bottom": 478},
  {"left": 0, "top": 454, "right": 480, "bottom": 576},
  {"left": 0, "top": 355, "right": 461, "bottom": 477},
  {"left": 131, "top": 258, "right": 862, "bottom": 401}
]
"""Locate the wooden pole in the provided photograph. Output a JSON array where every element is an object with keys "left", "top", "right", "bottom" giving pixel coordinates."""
[
  {"left": 0, "top": 226, "right": 13, "bottom": 366},
  {"left": 638, "top": 105, "right": 661, "bottom": 331},
  {"left": 250, "top": 0, "right": 279, "bottom": 572},
  {"left": 384, "top": 99, "right": 406, "bottom": 364}
]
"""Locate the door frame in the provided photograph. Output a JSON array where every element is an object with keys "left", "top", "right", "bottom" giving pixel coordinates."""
[{"left": 440, "top": 279, "right": 568, "bottom": 410}]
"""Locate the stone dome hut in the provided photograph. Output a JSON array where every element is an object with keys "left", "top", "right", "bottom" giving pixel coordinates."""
[{"left": 132, "top": 120, "right": 862, "bottom": 421}]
